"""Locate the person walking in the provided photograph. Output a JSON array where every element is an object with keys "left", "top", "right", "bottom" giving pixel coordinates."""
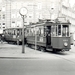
[{"left": 1, "top": 34, "right": 4, "bottom": 44}]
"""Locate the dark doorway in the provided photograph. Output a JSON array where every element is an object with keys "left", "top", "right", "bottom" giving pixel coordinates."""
[{"left": 46, "top": 26, "right": 51, "bottom": 45}]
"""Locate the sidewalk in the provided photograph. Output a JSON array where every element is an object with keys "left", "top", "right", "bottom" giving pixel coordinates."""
[
  {"left": 1, "top": 42, "right": 73, "bottom": 59},
  {"left": 0, "top": 42, "right": 57, "bottom": 59}
]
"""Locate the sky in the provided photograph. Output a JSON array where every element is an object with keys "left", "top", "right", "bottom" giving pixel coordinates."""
[
  {"left": 69, "top": 0, "right": 75, "bottom": 7},
  {"left": 0, "top": 0, "right": 75, "bottom": 7},
  {"left": 0, "top": 0, "right": 2, "bottom": 3}
]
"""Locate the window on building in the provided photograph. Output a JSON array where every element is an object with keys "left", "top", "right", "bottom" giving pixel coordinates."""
[
  {"left": 2, "top": 6, "right": 5, "bottom": 11},
  {"left": 3, "top": 15, "right": 5, "bottom": 19},
  {"left": 3, "top": 23, "right": 5, "bottom": 25},
  {"left": 3, "top": 27, "right": 5, "bottom": 28},
  {"left": 0, "top": 15, "right": 1, "bottom": 19},
  {"left": 12, "top": 21, "right": 15, "bottom": 23}
]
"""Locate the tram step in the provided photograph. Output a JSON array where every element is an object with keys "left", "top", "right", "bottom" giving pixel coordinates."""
[
  {"left": 46, "top": 45, "right": 52, "bottom": 48},
  {"left": 46, "top": 48, "right": 53, "bottom": 51}
]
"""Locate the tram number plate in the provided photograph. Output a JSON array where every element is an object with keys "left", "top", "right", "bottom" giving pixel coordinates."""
[{"left": 40, "top": 37, "right": 43, "bottom": 42}]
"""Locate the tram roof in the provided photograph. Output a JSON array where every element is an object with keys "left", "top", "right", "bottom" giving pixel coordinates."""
[
  {"left": 26, "top": 21, "right": 71, "bottom": 28},
  {"left": 3, "top": 27, "right": 23, "bottom": 30},
  {"left": 3, "top": 19, "right": 71, "bottom": 30}
]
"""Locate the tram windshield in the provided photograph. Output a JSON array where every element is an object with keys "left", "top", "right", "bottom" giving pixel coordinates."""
[
  {"left": 51, "top": 24, "right": 69, "bottom": 37},
  {"left": 51, "top": 25, "right": 62, "bottom": 36},
  {"left": 62, "top": 25, "right": 69, "bottom": 36}
]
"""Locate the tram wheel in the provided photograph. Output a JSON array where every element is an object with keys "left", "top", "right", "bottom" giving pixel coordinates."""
[
  {"left": 31, "top": 44, "right": 35, "bottom": 49},
  {"left": 37, "top": 46, "right": 40, "bottom": 50},
  {"left": 16, "top": 40, "right": 20, "bottom": 45},
  {"left": 40, "top": 47, "right": 46, "bottom": 52},
  {"left": 52, "top": 49, "right": 57, "bottom": 53},
  {"left": 26, "top": 43, "right": 29, "bottom": 47},
  {"left": 7, "top": 42, "right": 9, "bottom": 44}
]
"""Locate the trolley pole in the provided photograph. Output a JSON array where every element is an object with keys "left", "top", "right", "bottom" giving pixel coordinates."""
[
  {"left": 22, "top": 15, "right": 25, "bottom": 53},
  {"left": 35, "top": 26, "right": 37, "bottom": 50},
  {"left": 19, "top": 7, "right": 27, "bottom": 53}
]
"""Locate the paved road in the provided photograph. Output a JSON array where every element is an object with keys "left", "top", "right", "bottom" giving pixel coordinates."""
[
  {"left": 0, "top": 58, "right": 75, "bottom": 75},
  {"left": 0, "top": 43, "right": 75, "bottom": 75}
]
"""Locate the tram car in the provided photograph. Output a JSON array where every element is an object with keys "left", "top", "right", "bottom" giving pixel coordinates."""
[
  {"left": 26, "top": 19, "right": 71, "bottom": 52},
  {"left": 3, "top": 27, "right": 26, "bottom": 45},
  {"left": 70, "top": 32, "right": 74, "bottom": 45}
]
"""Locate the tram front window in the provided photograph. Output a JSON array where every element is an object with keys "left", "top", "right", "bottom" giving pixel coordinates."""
[
  {"left": 62, "top": 25, "right": 69, "bottom": 36},
  {"left": 58, "top": 25, "right": 61, "bottom": 35}
]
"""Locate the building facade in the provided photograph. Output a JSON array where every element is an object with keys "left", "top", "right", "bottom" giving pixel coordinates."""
[
  {"left": 0, "top": 0, "right": 75, "bottom": 33},
  {"left": 0, "top": 1, "right": 6, "bottom": 34}
]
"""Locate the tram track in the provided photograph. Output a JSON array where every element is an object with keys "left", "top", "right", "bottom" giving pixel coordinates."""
[
  {"left": 45, "top": 51, "right": 75, "bottom": 64},
  {"left": 69, "top": 50, "right": 75, "bottom": 54},
  {"left": 54, "top": 54, "right": 75, "bottom": 64}
]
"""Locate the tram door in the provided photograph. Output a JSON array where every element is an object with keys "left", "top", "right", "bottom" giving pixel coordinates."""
[{"left": 46, "top": 26, "right": 51, "bottom": 45}]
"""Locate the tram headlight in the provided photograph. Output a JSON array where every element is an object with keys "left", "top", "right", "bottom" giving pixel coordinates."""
[{"left": 64, "top": 42, "right": 68, "bottom": 46}]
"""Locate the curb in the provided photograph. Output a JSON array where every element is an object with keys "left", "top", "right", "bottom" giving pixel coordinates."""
[{"left": 0, "top": 57, "right": 40, "bottom": 59}]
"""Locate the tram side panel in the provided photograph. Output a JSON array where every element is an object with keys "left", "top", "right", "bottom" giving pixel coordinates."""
[
  {"left": 51, "top": 37, "right": 71, "bottom": 51},
  {"left": 3, "top": 28, "right": 23, "bottom": 44},
  {"left": 26, "top": 36, "right": 46, "bottom": 47}
]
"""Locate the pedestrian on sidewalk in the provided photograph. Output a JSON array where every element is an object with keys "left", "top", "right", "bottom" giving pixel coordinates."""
[{"left": 1, "top": 34, "right": 4, "bottom": 44}]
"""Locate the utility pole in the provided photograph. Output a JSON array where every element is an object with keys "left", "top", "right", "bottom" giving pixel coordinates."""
[{"left": 19, "top": 7, "right": 27, "bottom": 53}]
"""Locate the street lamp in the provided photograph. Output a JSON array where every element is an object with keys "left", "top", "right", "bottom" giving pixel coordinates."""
[{"left": 19, "top": 7, "right": 27, "bottom": 53}]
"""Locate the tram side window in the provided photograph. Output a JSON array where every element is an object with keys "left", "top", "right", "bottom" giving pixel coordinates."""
[
  {"left": 10, "top": 30, "right": 12, "bottom": 35},
  {"left": 12, "top": 30, "right": 14, "bottom": 35},
  {"left": 7, "top": 30, "right": 9, "bottom": 34},
  {"left": 11, "top": 30, "right": 13, "bottom": 35},
  {"left": 17, "top": 29, "right": 19, "bottom": 35},
  {"left": 31, "top": 28, "right": 34, "bottom": 36},
  {"left": 28, "top": 29, "right": 30, "bottom": 36},
  {"left": 9, "top": 30, "right": 11, "bottom": 35},
  {"left": 36, "top": 27, "right": 40, "bottom": 36},
  {"left": 13, "top": 30, "right": 15, "bottom": 35},
  {"left": 58, "top": 25, "right": 61, "bottom": 35},
  {"left": 40, "top": 26, "right": 44, "bottom": 36},
  {"left": 38, "top": 28, "right": 41, "bottom": 36},
  {"left": 14, "top": 30, "right": 15, "bottom": 35},
  {"left": 19, "top": 29, "right": 22, "bottom": 35},
  {"left": 15, "top": 30, "right": 17, "bottom": 35},
  {"left": 62, "top": 25, "right": 69, "bottom": 36},
  {"left": 24, "top": 29, "right": 25, "bottom": 35},
  {"left": 19, "top": 29, "right": 21, "bottom": 35},
  {"left": 44, "top": 27, "right": 46, "bottom": 36},
  {"left": 8, "top": 30, "right": 10, "bottom": 34},
  {"left": 29, "top": 29, "right": 31, "bottom": 36},
  {"left": 21, "top": 29, "right": 22, "bottom": 35},
  {"left": 30, "top": 29, "right": 32, "bottom": 36},
  {"left": 26, "top": 29, "right": 29, "bottom": 36},
  {"left": 36, "top": 27, "right": 41, "bottom": 36},
  {"left": 51, "top": 25, "right": 57, "bottom": 36},
  {"left": 5, "top": 30, "right": 8, "bottom": 34}
]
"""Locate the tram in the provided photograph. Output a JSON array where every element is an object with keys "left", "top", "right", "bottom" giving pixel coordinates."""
[
  {"left": 26, "top": 18, "right": 71, "bottom": 52},
  {"left": 3, "top": 18, "right": 71, "bottom": 52},
  {"left": 3, "top": 27, "right": 26, "bottom": 45}
]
